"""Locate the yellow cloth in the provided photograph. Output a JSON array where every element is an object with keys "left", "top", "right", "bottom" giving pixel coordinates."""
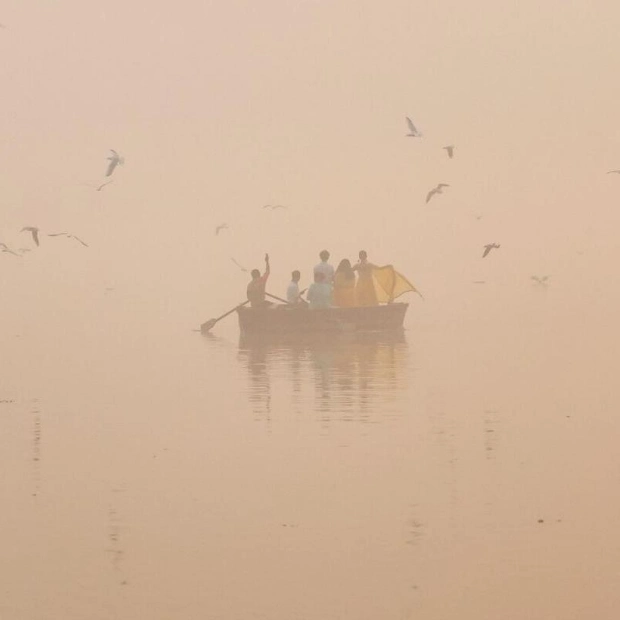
[
  {"left": 333, "top": 272, "right": 357, "bottom": 307},
  {"left": 371, "top": 265, "right": 421, "bottom": 302},
  {"left": 354, "top": 261, "right": 379, "bottom": 306}
]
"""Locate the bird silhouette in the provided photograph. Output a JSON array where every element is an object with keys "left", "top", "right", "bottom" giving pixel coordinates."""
[
  {"left": 262, "top": 204, "right": 288, "bottom": 210},
  {"left": 482, "top": 243, "right": 500, "bottom": 258},
  {"left": 443, "top": 145, "right": 455, "bottom": 158},
  {"left": 1, "top": 243, "right": 20, "bottom": 256},
  {"left": 106, "top": 150, "right": 124, "bottom": 177},
  {"left": 531, "top": 275, "right": 549, "bottom": 285},
  {"left": 405, "top": 117, "right": 422, "bottom": 137},
  {"left": 606, "top": 170, "right": 620, "bottom": 174},
  {"left": 215, "top": 224, "right": 229, "bottom": 235},
  {"left": 47, "top": 233, "right": 89, "bottom": 247},
  {"left": 21, "top": 227, "right": 40, "bottom": 246},
  {"left": 426, "top": 183, "right": 450, "bottom": 203}
]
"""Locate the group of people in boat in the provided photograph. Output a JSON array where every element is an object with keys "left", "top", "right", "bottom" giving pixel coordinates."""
[{"left": 247, "top": 250, "right": 379, "bottom": 310}]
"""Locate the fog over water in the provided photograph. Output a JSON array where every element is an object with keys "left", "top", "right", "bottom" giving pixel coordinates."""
[{"left": 2, "top": 2, "right": 620, "bottom": 619}]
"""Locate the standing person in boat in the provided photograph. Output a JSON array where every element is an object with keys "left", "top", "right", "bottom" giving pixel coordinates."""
[
  {"left": 353, "top": 250, "right": 378, "bottom": 306},
  {"left": 333, "top": 259, "right": 357, "bottom": 307},
  {"left": 286, "top": 270, "right": 304, "bottom": 304},
  {"left": 247, "top": 253, "right": 270, "bottom": 307},
  {"left": 307, "top": 271, "right": 332, "bottom": 309},
  {"left": 313, "top": 250, "right": 335, "bottom": 286}
]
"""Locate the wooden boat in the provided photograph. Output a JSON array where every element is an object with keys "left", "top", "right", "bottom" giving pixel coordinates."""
[{"left": 237, "top": 302, "right": 408, "bottom": 338}]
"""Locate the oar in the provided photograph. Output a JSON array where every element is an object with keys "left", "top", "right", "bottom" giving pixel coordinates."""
[
  {"left": 201, "top": 300, "right": 249, "bottom": 333},
  {"left": 265, "top": 289, "right": 308, "bottom": 305},
  {"left": 265, "top": 292, "right": 290, "bottom": 304}
]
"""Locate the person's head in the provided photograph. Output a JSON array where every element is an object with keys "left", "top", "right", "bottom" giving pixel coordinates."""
[
  {"left": 251, "top": 269, "right": 261, "bottom": 280},
  {"left": 319, "top": 250, "right": 330, "bottom": 262},
  {"left": 314, "top": 271, "right": 325, "bottom": 283},
  {"left": 291, "top": 270, "right": 300, "bottom": 282},
  {"left": 359, "top": 250, "right": 368, "bottom": 261},
  {"left": 337, "top": 258, "right": 352, "bottom": 272}
]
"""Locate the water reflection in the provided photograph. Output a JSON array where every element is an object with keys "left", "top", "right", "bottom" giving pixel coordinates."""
[
  {"left": 238, "top": 332, "right": 410, "bottom": 423},
  {"left": 31, "top": 399, "right": 41, "bottom": 498},
  {"left": 106, "top": 487, "right": 128, "bottom": 586}
]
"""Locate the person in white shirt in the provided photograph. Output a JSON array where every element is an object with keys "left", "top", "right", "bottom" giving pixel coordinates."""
[
  {"left": 307, "top": 271, "right": 332, "bottom": 309},
  {"left": 286, "top": 270, "right": 302, "bottom": 304},
  {"left": 313, "top": 250, "right": 334, "bottom": 285}
]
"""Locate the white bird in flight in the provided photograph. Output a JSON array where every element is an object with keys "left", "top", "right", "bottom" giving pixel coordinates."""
[
  {"left": 47, "top": 233, "right": 89, "bottom": 247},
  {"left": 106, "top": 150, "right": 124, "bottom": 177},
  {"left": 21, "top": 226, "right": 40, "bottom": 246},
  {"left": 405, "top": 117, "right": 422, "bottom": 137},
  {"left": 262, "top": 204, "right": 288, "bottom": 210},
  {"left": 215, "top": 223, "right": 229, "bottom": 236},
  {"left": 425, "top": 183, "right": 450, "bottom": 203},
  {"left": 443, "top": 145, "right": 455, "bottom": 158},
  {"left": 482, "top": 243, "right": 500, "bottom": 258}
]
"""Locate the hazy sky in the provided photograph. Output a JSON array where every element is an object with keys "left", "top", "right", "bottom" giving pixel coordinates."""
[{"left": 2, "top": 0, "right": 620, "bottom": 320}]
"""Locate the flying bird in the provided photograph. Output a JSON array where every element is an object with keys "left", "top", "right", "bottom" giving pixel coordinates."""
[
  {"left": 230, "top": 257, "right": 248, "bottom": 273},
  {"left": 531, "top": 275, "right": 550, "bottom": 285},
  {"left": 405, "top": 117, "right": 422, "bottom": 137},
  {"left": 607, "top": 170, "right": 620, "bottom": 174},
  {"left": 262, "top": 204, "right": 288, "bottom": 210},
  {"left": 425, "top": 183, "right": 450, "bottom": 203},
  {"left": 482, "top": 243, "right": 500, "bottom": 258},
  {"left": 21, "top": 226, "right": 40, "bottom": 246},
  {"left": 215, "top": 223, "right": 229, "bottom": 235},
  {"left": 106, "top": 150, "right": 124, "bottom": 177},
  {"left": 443, "top": 145, "right": 455, "bottom": 158},
  {"left": 1, "top": 243, "right": 20, "bottom": 256},
  {"left": 47, "top": 233, "right": 89, "bottom": 247}
]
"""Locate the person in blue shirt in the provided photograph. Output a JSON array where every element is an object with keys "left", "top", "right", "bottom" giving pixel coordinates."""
[{"left": 307, "top": 271, "right": 332, "bottom": 309}]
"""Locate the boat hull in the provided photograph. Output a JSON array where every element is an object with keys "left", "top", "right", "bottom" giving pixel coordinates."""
[{"left": 237, "top": 303, "right": 408, "bottom": 337}]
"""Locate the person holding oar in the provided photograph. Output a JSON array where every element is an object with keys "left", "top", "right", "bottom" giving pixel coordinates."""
[
  {"left": 247, "top": 253, "right": 270, "bottom": 307},
  {"left": 200, "top": 253, "right": 271, "bottom": 333},
  {"left": 286, "top": 270, "right": 310, "bottom": 305}
]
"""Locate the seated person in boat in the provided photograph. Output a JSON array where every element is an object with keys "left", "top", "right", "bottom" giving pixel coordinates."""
[
  {"left": 353, "top": 250, "right": 378, "bottom": 306},
  {"left": 246, "top": 253, "right": 270, "bottom": 307},
  {"left": 306, "top": 271, "right": 332, "bottom": 309},
  {"left": 286, "top": 270, "right": 303, "bottom": 304},
  {"left": 333, "top": 259, "right": 356, "bottom": 307}
]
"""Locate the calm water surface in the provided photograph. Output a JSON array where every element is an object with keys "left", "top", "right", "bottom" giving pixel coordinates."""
[{"left": 1, "top": 280, "right": 619, "bottom": 620}]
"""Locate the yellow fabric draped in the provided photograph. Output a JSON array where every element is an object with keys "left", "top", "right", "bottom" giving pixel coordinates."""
[{"left": 371, "top": 265, "right": 421, "bottom": 302}]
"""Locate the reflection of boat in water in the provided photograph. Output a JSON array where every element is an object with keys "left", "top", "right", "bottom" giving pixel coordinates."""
[
  {"left": 237, "top": 331, "right": 410, "bottom": 421},
  {"left": 237, "top": 303, "right": 408, "bottom": 340}
]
